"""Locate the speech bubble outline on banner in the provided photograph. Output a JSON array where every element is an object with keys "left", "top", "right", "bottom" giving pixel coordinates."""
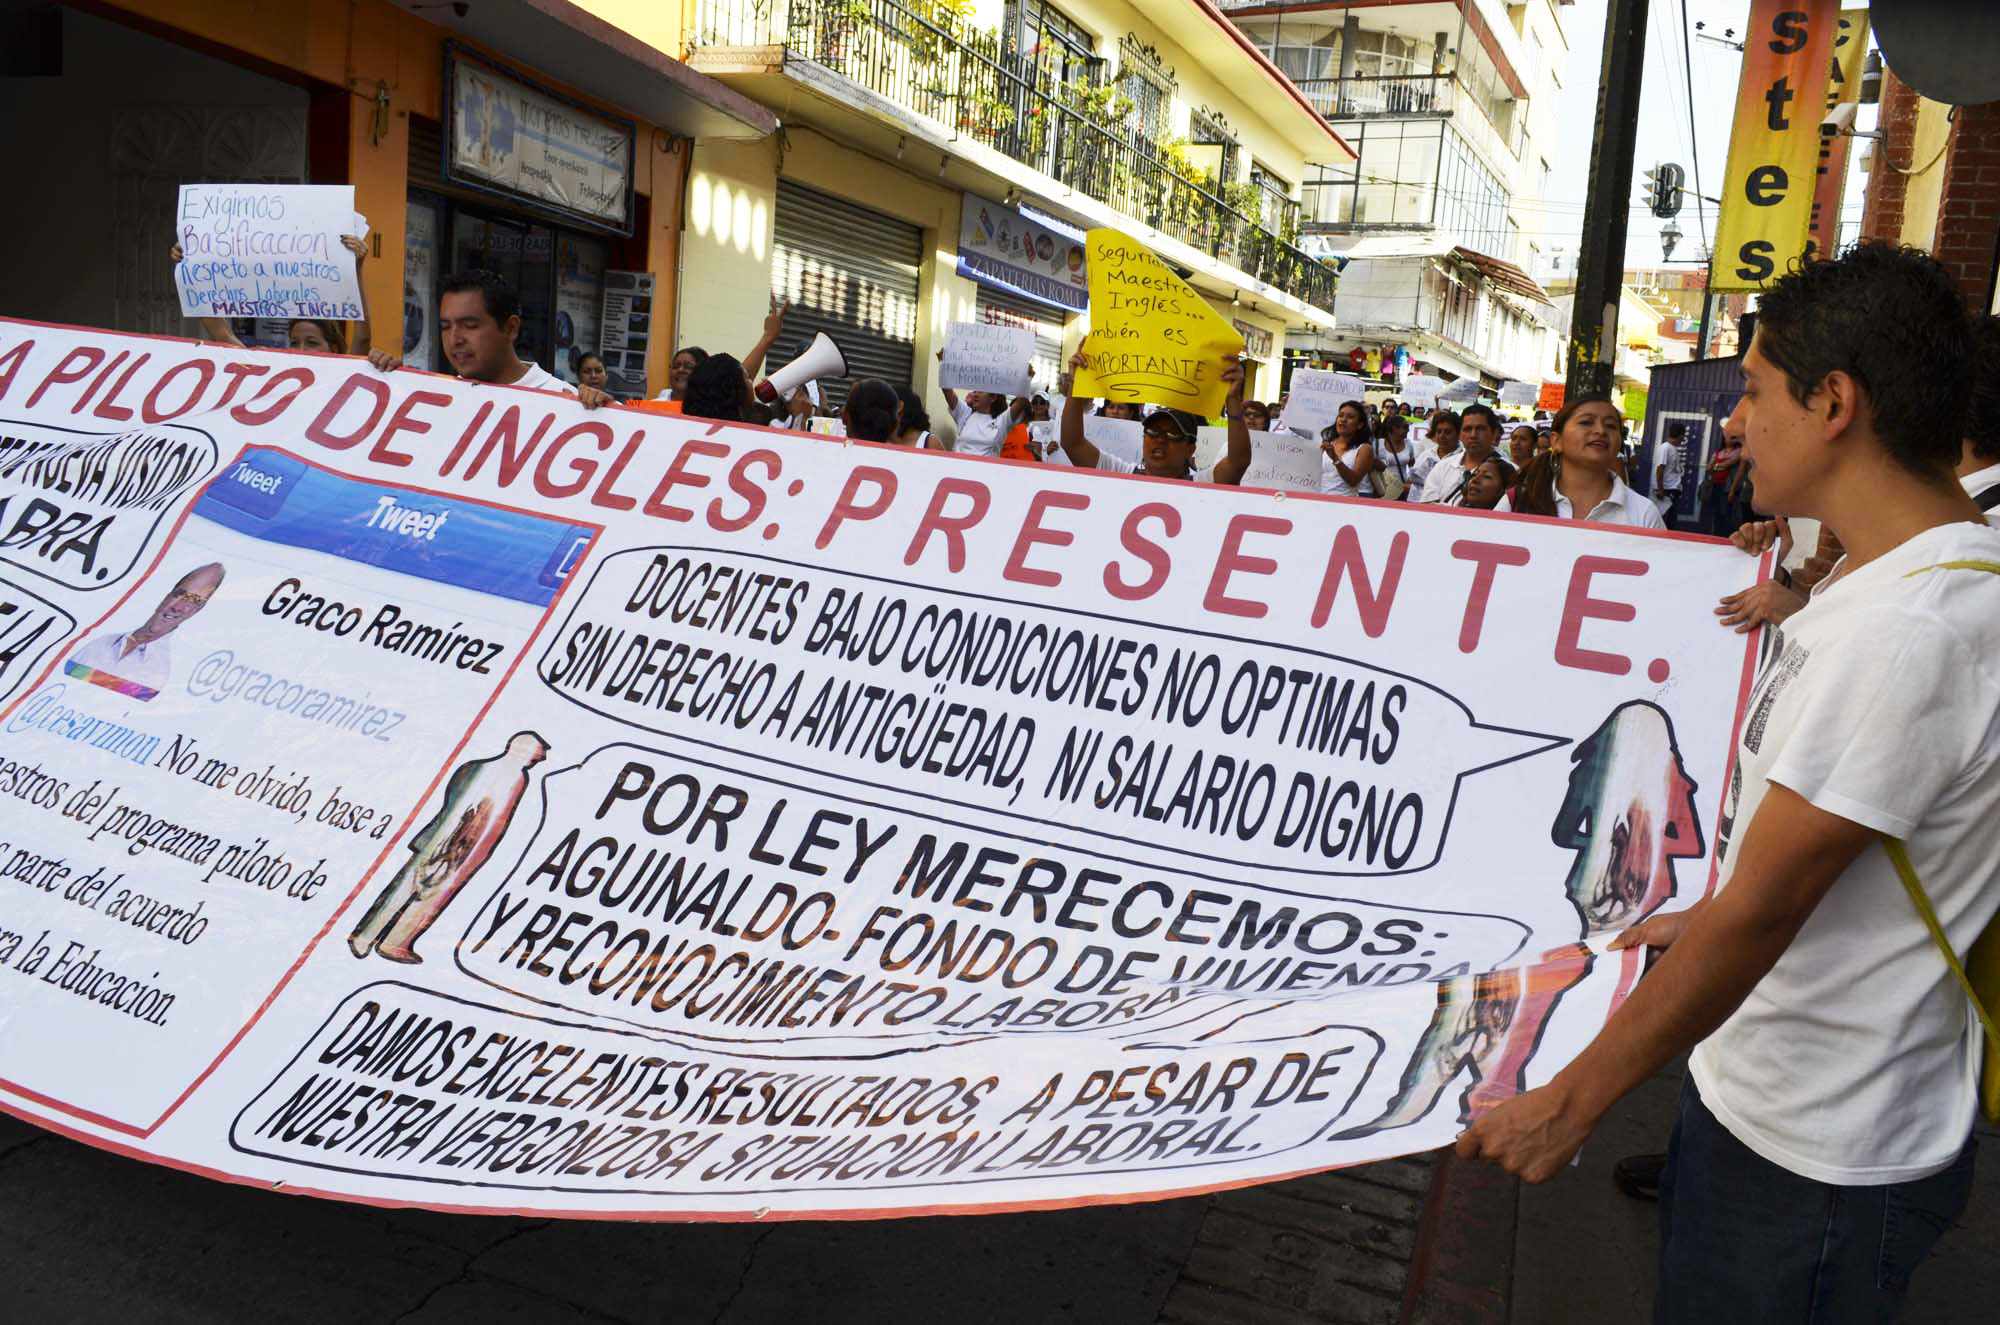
[
  {"left": 1072, "top": 230, "right": 1244, "bottom": 415},
  {"left": 0, "top": 420, "right": 221, "bottom": 591},
  {"left": 534, "top": 545, "right": 1567, "bottom": 881},
  {"left": 225, "top": 974, "right": 1416, "bottom": 1202},
  {"left": 447, "top": 739, "right": 1541, "bottom": 1048},
  {"left": 0, "top": 576, "right": 76, "bottom": 706}
]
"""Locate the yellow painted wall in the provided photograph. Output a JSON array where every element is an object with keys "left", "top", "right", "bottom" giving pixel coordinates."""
[
  {"left": 1899, "top": 98, "right": 1954, "bottom": 252},
  {"left": 97, "top": 0, "right": 684, "bottom": 387},
  {"left": 681, "top": 135, "right": 782, "bottom": 365},
  {"left": 680, "top": 128, "right": 986, "bottom": 434}
]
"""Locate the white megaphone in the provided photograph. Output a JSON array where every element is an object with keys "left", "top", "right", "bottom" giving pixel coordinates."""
[{"left": 754, "top": 330, "right": 848, "bottom": 404}]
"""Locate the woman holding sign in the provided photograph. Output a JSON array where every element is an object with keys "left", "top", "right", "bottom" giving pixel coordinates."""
[
  {"left": 1057, "top": 347, "right": 1250, "bottom": 483},
  {"left": 1497, "top": 396, "right": 1665, "bottom": 528},
  {"left": 169, "top": 234, "right": 374, "bottom": 356},
  {"left": 1319, "top": 401, "right": 1378, "bottom": 498}
]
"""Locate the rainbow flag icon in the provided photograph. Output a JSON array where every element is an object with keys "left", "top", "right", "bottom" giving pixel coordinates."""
[{"left": 63, "top": 660, "right": 159, "bottom": 703}]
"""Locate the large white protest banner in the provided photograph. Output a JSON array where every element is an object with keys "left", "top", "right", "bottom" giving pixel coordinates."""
[
  {"left": 0, "top": 319, "right": 1762, "bottom": 1220},
  {"left": 1499, "top": 381, "right": 1540, "bottom": 408},
  {"left": 941, "top": 322, "right": 1036, "bottom": 397},
  {"left": 1281, "top": 368, "right": 1365, "bottom": 439},
  {"left": 174, "top": 185, "right": 365, "bottom": 323},
  {"left": 1193, "top": 426, "right": 1322, "bottom": 492}
]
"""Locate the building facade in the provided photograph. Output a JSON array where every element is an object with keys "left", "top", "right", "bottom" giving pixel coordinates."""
[
  {"left": 1858, "top": 67, "right": 2000, "bottom": 313},
  {"left": 0, "top": 0, "right": 775, "bottom": 397},
  {"left": 1220, "top": 0, "right": 1569, "bottom": 391},
  {"left": 663, "top": 0, "right": 1355, "bottom": 417}
]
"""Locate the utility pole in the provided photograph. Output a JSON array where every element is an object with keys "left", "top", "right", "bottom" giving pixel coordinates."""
[{"left": 1566, "top": 0, "right": 1650, "bottom": 398}]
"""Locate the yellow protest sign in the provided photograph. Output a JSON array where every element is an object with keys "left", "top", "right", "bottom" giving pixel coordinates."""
[{"left": 1074, "top": 229, "right": 1245, "bottom": 416}]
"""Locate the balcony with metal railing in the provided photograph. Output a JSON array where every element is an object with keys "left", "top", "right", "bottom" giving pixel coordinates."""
[
  {"left": 685, "top": 0, "right": 1338, "bottom": 314},
  {"left": 1290, "top": 73, "right": 1454, "bottom": 120}
]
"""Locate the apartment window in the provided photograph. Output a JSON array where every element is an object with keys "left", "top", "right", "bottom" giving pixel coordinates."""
[
  {"left": 1251, "top": 161, "right": 1298, "bottom": 236},
  {"left": 1435, "top": 128, "right": 1509, "bottom": 253},
  {"left": 1232, "top": 16, "right": 1340, "bottom": 87},
  {"left": 1188, "top": 107, "right": 1239, "bottom": 185},
  {"left": 1303, "top": 118, "right": 1443, "bottom": 228},
  {"left": 1005, "top": 1, "right": 1097, "bottom": 84},
  {"left": 1349, "top": 28, "right": 1423, "bottom": 78},
  {"left": 1119, "top": 35, "right": 1174, "bottom": 144}
]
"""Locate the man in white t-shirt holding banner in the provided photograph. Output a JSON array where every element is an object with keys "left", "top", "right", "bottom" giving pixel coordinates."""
[{"left": 1459, "top": 243, "right": 2000, "bottom": 1321}]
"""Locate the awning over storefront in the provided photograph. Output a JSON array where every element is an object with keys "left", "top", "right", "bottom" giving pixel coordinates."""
[
  {"left": 393, "top": 0, "right": 776, "bottom": 140},
  {"left": 1450, "top": 246, "right": 1552, "bottom": 305}
]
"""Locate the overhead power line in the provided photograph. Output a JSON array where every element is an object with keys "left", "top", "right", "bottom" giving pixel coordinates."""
[{"left": 1678, "top": 0, "right": 1710, "bottom": 254}]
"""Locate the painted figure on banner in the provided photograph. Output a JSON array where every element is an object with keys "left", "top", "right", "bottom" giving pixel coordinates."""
[
  {"left": 1555, "top": 701, "right": 1704, "bottom": 937},
  {"left": 348, "top": 731, "right": 550, "bottom": 962},
  {"left": 1337, "top": 703, "right": 1703, "bottom": 1138},
  {"left": 64, "top": 562, "right": 226, "bottom": 702}
]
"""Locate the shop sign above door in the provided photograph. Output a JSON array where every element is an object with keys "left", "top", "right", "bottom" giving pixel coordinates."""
[{"left": 444, "top": 44, "right": 635, "bottom": 235}]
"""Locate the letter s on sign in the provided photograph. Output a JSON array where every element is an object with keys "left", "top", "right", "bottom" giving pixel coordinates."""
[
  {"left": 1735, "top": 240, "right": 1776, "bottom": 284},
  {"left": 1769, "top": 10, "right": 1809, "bottom": 55}
]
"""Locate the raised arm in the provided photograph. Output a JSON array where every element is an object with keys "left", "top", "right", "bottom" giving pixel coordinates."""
[
  {"left": 1212, "top": 357, "right": 1251, "bottom": 486},
  {"left": 341, "top": 234, "right": 373, "bottom": 357},
  {"left": 1057, "top": 349, "right": 1101, "bottom": 468},
  {"left": 741, "top": 297, "right": 789, "bottom": 379},
  {"left": 1328, "top": 440, "right": 1375, "bottom": 490}
]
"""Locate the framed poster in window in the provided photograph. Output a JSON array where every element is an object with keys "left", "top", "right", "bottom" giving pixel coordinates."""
[
  {"left": 403, "top": 198, "right": 440, "bottom": 371},
  {"left": 442, "top": 43, "right": 635, "bottom": 236}
]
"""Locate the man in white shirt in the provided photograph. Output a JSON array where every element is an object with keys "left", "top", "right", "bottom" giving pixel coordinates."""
[
  {"left": 66, "top": 562, "right": 225, "bottom": 700},
  {"left": 1419, "top": 405, "right": 1497, "bottom": 503},
  {"left": 1459, "top": 243, "right": 2000, "bottom": 1321},
  {"left": 370, "top": 271, "right": 612, "bottom": 408},
  {"left": 1653, "top": 424, "right": 1687, "bottom": 529}
]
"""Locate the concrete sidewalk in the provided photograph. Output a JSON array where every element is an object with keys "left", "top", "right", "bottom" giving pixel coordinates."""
[
  {"left": 1408, "top": 1057, "right": 2000, "bottom": 1323},
  {"left": 0, "top": 1106, "right": 1437, "bottom": 1324},
  {"left": 4, "top": 1060, "right": 1992, "bottom": 1322}
]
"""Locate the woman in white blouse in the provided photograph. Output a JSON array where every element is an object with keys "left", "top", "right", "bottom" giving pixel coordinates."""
[
  {"left": 1319, "top": 401, "right": 1378, "bottom": 498},
  {"left": 1495, "top": 395, "right": 1666, "bottom": 528}
]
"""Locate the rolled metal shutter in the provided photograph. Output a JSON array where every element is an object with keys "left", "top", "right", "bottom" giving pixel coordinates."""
[
  {"left": 770, "top": 180, "right": 921, "bottom": 406},
  {"left": 973, "top": 283, "right": 1068, "bottom": 395}
]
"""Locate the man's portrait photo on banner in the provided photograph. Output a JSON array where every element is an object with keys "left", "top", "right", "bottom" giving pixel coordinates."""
[{"left": 63, "top": 562, "right": 227, "bottom": 702}]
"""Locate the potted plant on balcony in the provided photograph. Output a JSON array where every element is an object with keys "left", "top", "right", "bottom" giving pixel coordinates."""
[{"left": 815, "top": 0, "right": 872, "bottom": 68}]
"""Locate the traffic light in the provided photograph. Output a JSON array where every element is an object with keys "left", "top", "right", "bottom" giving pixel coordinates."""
[{"left": 1643, "top": 163, "right": 1686, "bottom": 219}]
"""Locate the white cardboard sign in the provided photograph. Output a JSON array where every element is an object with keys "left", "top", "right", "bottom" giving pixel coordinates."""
[
  {"left": 941, "top": 320, "right": 1035, "bottom": 397},
  {"left": 174, "top": 184, "right": 365, "bottom": 322},
  {"left": 1194, "top": 426, "right": 1322, "bottom": 492},
  {"left": 1282, "top": 369, "right": 1366, "bottom": 439}
]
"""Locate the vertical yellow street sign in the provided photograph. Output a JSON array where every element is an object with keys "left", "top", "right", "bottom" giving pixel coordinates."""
[{"left": 1710, "top": 0, "right": 1842, "bottom": 291}]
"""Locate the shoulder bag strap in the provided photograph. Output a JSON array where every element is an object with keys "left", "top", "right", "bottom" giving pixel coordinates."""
[
  {"left": 1884, "top": 558, "right": 2000, "bottom": 1053},
  {"left": 1883, "top": 836, "right": 2000, "bottom": 1055},
  {"left": 1976, "top": 484, "right": 2000, "bottom": 513}
]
